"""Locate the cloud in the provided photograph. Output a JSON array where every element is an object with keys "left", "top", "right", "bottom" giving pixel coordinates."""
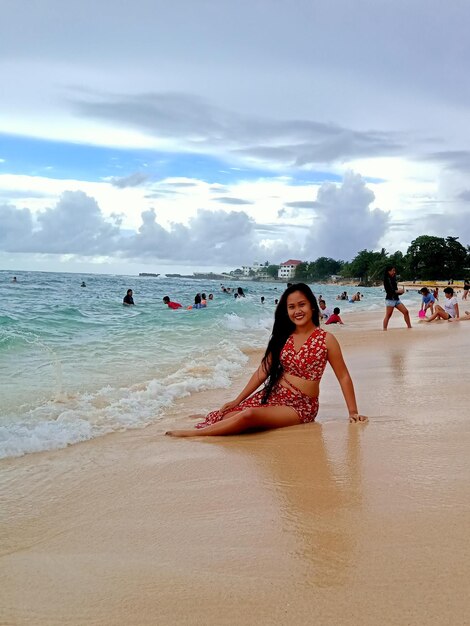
[
  {"left": 284, "top": 200, "right": 317, "bottom": 209},
  {"left": 0, "top": 191, "right": 121, "bottom": 254},
  {"left": 212, "top": 196, "right": 253, "bottom": 205},
  {"left": 302, "top": 172, "right": 390, "bottom": 260},
  {"left": 1, "top": 175, "right": 392, "bottom": 264},
  {"left": 423, "top": 151, "right": 470, "bottom": 172},
  {"left": 121, "top": 207, "right": 265, "bottom": 264},
  {"left": 110, "top": 172, "right": 149, "bottom": 187},
  {"left": 163, "top": 181, "right": 198, "bottom": 188},
  {"left": 0, "top": 189, "right": 50, "bottom": 199},
  {"left": 0, "top": 204, "right": 34, "bottom": 251},
  {"left": 0, "top": 190, "right": 295, "bottom": 264},
  {"left": 72, "top": 91, "right": 405, "bottom": 167}
]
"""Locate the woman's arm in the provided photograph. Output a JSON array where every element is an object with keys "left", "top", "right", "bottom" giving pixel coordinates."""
[
  {"left": 325, "top": 333, "right": 367, "bottom": 422},
  {"left": 454, "top": 301, "right": 460, "bottom": 318}
]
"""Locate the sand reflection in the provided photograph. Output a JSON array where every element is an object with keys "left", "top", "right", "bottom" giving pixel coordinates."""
[{"left": 234, "top": 423, "right": 365, "bottom": 588}]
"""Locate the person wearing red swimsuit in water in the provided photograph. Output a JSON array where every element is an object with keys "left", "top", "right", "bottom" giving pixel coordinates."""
[{"left": 166, "top": 283, "right": 367, "bottom": 437}]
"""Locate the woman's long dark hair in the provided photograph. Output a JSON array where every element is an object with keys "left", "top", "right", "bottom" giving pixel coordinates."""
[
  {"left": 261, "top": 283, "right": 320, "bottom": 404},
  {"left": 383, "top": 265, "right": 395, "bottom": 280}
]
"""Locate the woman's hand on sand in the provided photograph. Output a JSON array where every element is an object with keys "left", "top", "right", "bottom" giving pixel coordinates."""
[
  {"left": 220, "top": 400, "right": 239, "bottom": 413},
  {"left": 349, "top": 413, "right": 368, "bottom": 423}
]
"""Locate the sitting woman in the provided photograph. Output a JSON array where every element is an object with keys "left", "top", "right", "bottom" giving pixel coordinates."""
[
  {"left": 425, "top": 287, "right": 459, "bottom": 321},
  {"left": 166, "top": 283, "right": 367, "bottom": 437}
]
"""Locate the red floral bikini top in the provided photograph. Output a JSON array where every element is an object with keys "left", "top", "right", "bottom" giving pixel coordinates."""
[{"left": 280, "top": 327, "right": 328, "bottom": 381}]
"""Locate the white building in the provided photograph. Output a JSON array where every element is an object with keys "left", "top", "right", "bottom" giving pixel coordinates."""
[
  {"left": 241, "top": 262, "right": 269, "bottom": 276},
  {"left": 278, "top": 259, "right": 302, "bottom": 280}
]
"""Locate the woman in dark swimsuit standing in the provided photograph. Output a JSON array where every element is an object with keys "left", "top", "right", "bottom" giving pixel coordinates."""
[{"left": 382, "top": 266, "right": 411, "bottom": 331}]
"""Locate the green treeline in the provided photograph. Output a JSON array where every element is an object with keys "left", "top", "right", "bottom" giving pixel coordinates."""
[{"left": 294, "top": 235, "right": 470, "bottom": 284}]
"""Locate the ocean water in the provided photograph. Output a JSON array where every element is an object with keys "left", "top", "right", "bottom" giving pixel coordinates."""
[{"left": 0, "top": 270, "right": 390, "bottom": 459}]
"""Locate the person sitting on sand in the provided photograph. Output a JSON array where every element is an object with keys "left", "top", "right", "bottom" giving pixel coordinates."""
[
  {"left": 163, "top": 296, "right": 182, "bottom": 309},
  {"left": 419, "top": 287, "right": 435, "bottom": 316},
  {"left": 166, "top": 283, "right": 367, "bottom": 437},
  {"left": 123, "top": 289, "right": 135, "bottom": 306},
  {"left": 425, "top": 287, "right": 459, "bottom": 321},
  {"left": 325, "top": 307, "right": 344, "bottom": 325}
]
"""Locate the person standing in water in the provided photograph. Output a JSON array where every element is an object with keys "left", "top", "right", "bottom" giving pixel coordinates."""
[
  {"left": 123, "top": 289, "right": 135, "bottom": 306},
  {"left": 166, "top": 283, "right": 367, "bottom": 437},
  {"left": 382, "top": 266, "right": 411, "bottom": 330}
]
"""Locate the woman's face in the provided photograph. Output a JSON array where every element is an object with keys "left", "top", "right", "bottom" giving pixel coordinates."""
[
  {"left": 286, "top": 290, "right": 314, "bottom": 328},
  {"left": 388, "top": 268, "right": 396, "bottom": 277}
]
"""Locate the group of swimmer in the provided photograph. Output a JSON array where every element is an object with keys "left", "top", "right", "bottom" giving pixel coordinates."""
[
  {"left": 337, "top": 291, "right": 362, "bottom": 302},
  {"left": 221, "top": 285, "right": 246, "bottom": 298},
  {"left": 124, "top": 290, "right": 216, "bottom": 309}
]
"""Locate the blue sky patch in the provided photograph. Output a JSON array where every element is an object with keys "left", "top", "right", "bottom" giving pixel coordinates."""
[{"left": 0, "top": 133, "right": 354, "bottom": 187}]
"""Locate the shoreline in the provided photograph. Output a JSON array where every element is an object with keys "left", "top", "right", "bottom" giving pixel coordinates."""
[{"left": 1, "top": 311, "right": 470, "bottom": 625}]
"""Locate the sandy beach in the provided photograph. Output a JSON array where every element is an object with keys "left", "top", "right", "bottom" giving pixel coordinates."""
[{"left": 1, "top": 311, "right": 470, "bottom": 625}]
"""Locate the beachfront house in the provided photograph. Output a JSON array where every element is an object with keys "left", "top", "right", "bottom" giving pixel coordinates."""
[
  {"left": 241, "top": 262, "right": 271, "bottom": 279},
  {"left": 278, "top": 259, "right": 302, "bottom": 280}
]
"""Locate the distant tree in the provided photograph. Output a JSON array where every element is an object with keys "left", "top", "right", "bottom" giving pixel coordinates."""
[
  {"left": 444, "top": 236, "right": 467, "bottom": 278},
  {"left": 312, "top": 257, "right": 343, "bottom": 280},
  {"left": 294, "top": 262, "right": 310, "bottom": 281},
  {"left": 343, "top": 249, "right": 383, "bottom": 282},
  {"left": 266, "top": 264, "right": 279, "bottom": 278},
  {"left": 368, "top": 250, "right": 405, "bottom": 282},
  {"left": 406, "top": 235, "right": 450, "bottom": 280}
]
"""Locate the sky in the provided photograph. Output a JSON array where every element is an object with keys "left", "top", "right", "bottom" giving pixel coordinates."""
[{"left": 1, "top": 0, "right": 470, "bottom": 275}]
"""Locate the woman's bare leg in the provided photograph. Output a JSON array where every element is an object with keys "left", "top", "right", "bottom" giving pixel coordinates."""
[
  {"left": 383, "top": 306, "right": 395, "bottom": 330},
  {"left": 425, "top": 305, "right": 448, "bottom": 322},
  {"left": 395, "top": 302, "right": 412, "bottom": 328},
  {"left": 166, "top": 406, "right": 301, "bottom": 437}
]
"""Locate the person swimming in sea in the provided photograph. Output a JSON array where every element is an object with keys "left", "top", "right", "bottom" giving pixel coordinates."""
[
  {"left": 163, "top": 296, "right": 182, "bottom": 309},
  {"left": 123, "top": 289, "right": 135, "bottom": 306}
]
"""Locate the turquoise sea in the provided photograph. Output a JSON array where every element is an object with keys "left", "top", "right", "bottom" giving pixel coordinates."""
[{"left": 0, "top": 270, "right": 393, "bottom": 459}]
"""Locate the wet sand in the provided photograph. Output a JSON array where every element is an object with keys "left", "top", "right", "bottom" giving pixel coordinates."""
[{"left": 1, "top": 312, "right": 470, "bottom": 625}]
